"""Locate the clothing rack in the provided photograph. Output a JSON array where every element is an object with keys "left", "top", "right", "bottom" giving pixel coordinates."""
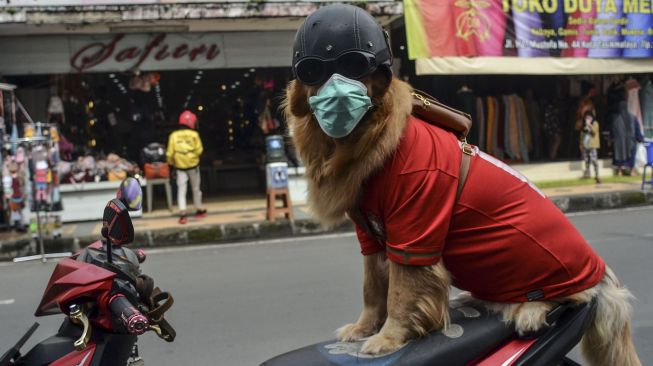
[{"left": 11, "top": 130, "right": 69, "bottom": 263}]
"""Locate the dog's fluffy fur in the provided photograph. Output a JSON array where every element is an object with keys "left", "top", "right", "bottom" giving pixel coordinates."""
[{"left": 285, "top": 74, "right": 641, "bottom": 365}]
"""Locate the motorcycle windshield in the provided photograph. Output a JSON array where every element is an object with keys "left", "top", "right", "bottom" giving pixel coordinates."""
[{"left": 0, "top": 323, "right": 39, "bottom": 366}]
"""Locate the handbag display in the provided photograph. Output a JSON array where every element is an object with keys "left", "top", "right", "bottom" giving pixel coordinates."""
[
  {"left": 108, "top": 170, "right": 128, "bottom": 182},
  {"left": 144, "top": 162, "right": 170, "bottom": 179},
  {"left": 141, "top": 143, "right": 167, "bottom": 164}
]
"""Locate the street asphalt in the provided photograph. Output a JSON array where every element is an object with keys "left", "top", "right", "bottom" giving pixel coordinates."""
[{"left": 1, "top": 206, "right": 652, "bottom": 365}]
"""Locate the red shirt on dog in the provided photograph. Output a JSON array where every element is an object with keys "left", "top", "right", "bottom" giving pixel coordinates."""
[{"left": 356, "top": 116, "right": 606, "bottom": 303}]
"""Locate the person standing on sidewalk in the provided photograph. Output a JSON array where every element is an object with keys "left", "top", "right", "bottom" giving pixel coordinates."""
[
  {"left": 167, "top": 110, "right": 207, "bottom": 224},
  {"left": 580, "top": 111, "right": 601, "bottom": 183}
]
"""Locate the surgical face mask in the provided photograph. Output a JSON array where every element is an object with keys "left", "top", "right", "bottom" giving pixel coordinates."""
[{"left": 308, "top": 73, "right": 372, "bottom": 139}]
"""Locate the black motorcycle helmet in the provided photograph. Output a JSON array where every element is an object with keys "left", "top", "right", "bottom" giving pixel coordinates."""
[{"left": 292, "top": 4, "right": 393, "bottom": 86}]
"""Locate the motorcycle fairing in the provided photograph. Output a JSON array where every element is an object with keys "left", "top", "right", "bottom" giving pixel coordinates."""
[
  {"left": 17, "top": 320, "right": 136, "bottom": 366},
  {"left": 475, "top": 338, "right": 537, "bottom": 366},
  {"left": 35, "top": 258, "right": 115, "bottom": 317},
  {"left": 511, "top": 300, "right": 597, "bottom": 366},
  {"left": 46, "top": 344, "right": 96, "bottom": 366}
]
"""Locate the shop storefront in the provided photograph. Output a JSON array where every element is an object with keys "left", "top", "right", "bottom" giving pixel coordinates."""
[
  {"left": 1, "top": 31, "right": 298, "bottom": 193},
  {"left": 400, "top": 0, "right": 653, "bottom": 169},
  {"left": 0, "top": 0, "right": 403, "bottom": 224}
]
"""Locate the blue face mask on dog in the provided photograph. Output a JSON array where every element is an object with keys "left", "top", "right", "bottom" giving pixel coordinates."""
[{"left": 308, "top": 73, "right": 372, "bottom": 139}]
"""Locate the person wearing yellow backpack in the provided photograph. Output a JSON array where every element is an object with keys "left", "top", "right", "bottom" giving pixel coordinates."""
[{"left": 167, "top": 110, "right": 206, "bottom": 224}]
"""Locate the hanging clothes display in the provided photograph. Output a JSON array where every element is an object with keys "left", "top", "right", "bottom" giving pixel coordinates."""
[
  {"left": 3, "top": 159, "right": 26, "bottom": 231},
  {"left": 543, "top": 101, "right": 562, "bottom": 160},
  {"left": 610, "top": 101, "right": 637, "bottom": 169},
  {"left": 470, "top": 95, "right": 535, "bottom": 163},
  {"left": 507, "top": 95, "right": 521, "bottom": 160},
  {"left": 497, "top": 96, "right": 506, "bottom": 158},
  {"left": 491, "top": 97, "right": 504, "bottom": 159},
  {"left": 625, "top": 78, "right": 644, "bottom": 132},
  {"left": 639, "top": 77, "right": 653, "bottom": 139},
  {"left": 476, "top": 97, "right": 485, "bottom": 151},
  {"left": 524, "top": 93, "right": 543, "bottom": 160},
  {"left": 516, "top": 96, "right": 531, "bottom": 163}
]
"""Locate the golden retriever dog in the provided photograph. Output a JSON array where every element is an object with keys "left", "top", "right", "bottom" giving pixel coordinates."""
[{"left": 283, "top": 69, "right": 641, "bottom": 366}]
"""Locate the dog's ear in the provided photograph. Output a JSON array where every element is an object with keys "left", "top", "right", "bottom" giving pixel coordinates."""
[{"left": 284, "top": 80, "right": 312, "bottom": 118}]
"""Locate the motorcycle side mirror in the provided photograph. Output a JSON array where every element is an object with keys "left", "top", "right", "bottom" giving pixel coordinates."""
[
  {"left": 102, "top": 198, "right": 135, "bottom": 249},
  {"left": 116, "top": 177, "right": 143, "bottom": 212}
]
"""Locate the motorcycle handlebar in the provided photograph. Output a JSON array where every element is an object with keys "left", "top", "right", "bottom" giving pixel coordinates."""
[{"left": 109, "top": 295, "right": 149, "bottom": 335}]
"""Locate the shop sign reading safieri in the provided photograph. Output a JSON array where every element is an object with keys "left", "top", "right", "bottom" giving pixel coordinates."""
[
  {"left": 405, "top": 0, "right": 653, "bottom": 59},
  {"left": 70, "top": 34, "right": 220, "bottom": 72},
  {"left": 0, "top": 31, "right": 295, "bottom": 75}
]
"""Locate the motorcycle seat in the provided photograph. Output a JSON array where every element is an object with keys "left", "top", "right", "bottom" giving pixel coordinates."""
[{"left": 261, "top": 303, "right": 515, "bottom": 366}]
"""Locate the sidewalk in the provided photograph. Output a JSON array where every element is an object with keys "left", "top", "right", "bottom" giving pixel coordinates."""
[{"left": 1, "top": 181, "right": 651, "bottom": 261}]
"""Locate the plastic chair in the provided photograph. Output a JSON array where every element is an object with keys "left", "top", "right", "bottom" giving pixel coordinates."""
[{"left": 642, "top": 141, "right": 653, "bottom": 189}]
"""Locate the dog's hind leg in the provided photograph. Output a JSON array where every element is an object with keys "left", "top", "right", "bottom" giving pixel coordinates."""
[
  {"left": 360, "top": 261, "right": 450, "bottom": 355},
  {"left": 336, "top": 252, "right": 389, "bottom": 341},
  {"left": 467, "top": 298, "right": 557, "bottom": 336},
  {"left": 581, "top": 266, "right": 641, "bottom": 366}
]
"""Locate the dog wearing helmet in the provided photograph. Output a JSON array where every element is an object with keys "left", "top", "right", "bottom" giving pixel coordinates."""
[
  {"left": 283, "top": 4, "right": 640, "bottom": 365},
  {"left": 166, "top": 110, "right": 207, "bottom": 224}
]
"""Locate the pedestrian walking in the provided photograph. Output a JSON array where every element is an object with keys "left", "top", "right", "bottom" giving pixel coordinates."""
[
  {"left": 580, "top": 111, "right": 601, "bottom": 183},
  {"left": 167, "top": 110, "right": 207, "bottom": 224}
]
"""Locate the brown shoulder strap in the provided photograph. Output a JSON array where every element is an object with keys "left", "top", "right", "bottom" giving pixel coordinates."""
[
  {"left": 410, "top": 90, "right": 474, "bottom": 203},
  {"left": 456, "top": 148, "right": 472, "bottom": 203}
]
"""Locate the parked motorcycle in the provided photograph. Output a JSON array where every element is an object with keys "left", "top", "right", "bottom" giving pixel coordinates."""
[
  {"left": 262, "top": 296, "right": 595, "bottom": 366},
  {"left": 0, "top": 177, "right": 175, "bottom": 366}
]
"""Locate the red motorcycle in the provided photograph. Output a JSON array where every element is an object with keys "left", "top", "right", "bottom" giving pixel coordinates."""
[
  {"left": 262, "top": 293, "right": 595, "bottom": 365},
  {"left": 1, "top": 178, "right": 175, "bottom": 366}
]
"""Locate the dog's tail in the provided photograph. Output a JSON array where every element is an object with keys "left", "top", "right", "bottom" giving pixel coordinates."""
[{"left": 581, "top": 266, "right": 641, "bottom": 366}]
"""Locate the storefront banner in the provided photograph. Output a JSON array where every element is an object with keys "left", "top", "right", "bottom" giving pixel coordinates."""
[
  {"left": 404, "top": 0, "right": 653, "bottom": 59},
  {"left": 0, "top": 32, "right": 295, "bottom": 75}
]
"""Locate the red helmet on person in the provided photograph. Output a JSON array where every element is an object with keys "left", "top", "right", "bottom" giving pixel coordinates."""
[{"left": 179, "top": 110, "right": 198, "bottom": 129}]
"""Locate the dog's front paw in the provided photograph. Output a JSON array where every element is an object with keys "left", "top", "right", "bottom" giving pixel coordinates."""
[
  {"left": 336, "top": 323, "right": 376, "bottom": 342},
  {"left": 360, "top": 332, "right": 405, "bottom": 355}
]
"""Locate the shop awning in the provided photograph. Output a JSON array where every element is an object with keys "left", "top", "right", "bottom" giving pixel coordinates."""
[{"left": 415, "top": 57, "right": 653, "bottom": 75}]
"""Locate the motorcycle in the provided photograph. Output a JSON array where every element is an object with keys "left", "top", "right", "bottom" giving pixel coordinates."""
[
  {"left": 261, "top": 296, "right": 596, "bottom": 366},
  {"left": 0, "top": 177, "right": 176, "bottom": 366}
]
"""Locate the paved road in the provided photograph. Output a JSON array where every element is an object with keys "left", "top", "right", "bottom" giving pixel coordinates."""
[{"left": 1, "top": 207, "right": 652, "bottom": 365}]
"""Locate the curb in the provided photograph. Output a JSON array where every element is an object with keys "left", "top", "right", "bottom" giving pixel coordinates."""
[
  {"left": 0, "top": 219, "right": 355, "bottom": 261},
  {"left": 2, "top": 190, "right": 652, "bottom": 261},
  {"left": 549, "top": 189, "right": 653, "bottom": 213}
]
